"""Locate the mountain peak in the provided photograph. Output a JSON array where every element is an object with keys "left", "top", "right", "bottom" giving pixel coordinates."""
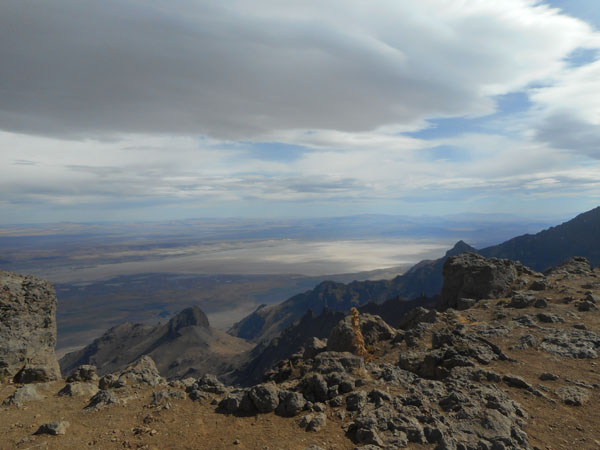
[
  {"left": 445, "top": 240, "right": 477, "bottom": 257},
  {"left": 168, "top": 306, "right": 210, "bottom": 332}
]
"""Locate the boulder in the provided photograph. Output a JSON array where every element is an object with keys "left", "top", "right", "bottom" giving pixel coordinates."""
[
  {"left": 35, "top": 421, "right": 69, "bottom": 436},
  {"left": 312, "top": 351, "right": 365, "bottom": 374},
  {"left": 440, "top": 253, "right": 532, "bottom": 309},
  {"left": 276, "top": 390, "right": 306, "bottom": 417},
  {"left": 58, "top": 382, "right": 98, "bottom": 397},
  {"left": 556, "top": 386, "right": 590, "bottom": 406},
  {"left": 2, "top": 384, "right": 44, "bottom": 406},
  {"left": 546, "top": 257, "right": 592, "bottom": 276},
  {"left": 66, "top": 364, "right": 98, "bottom": 383},
  {"left": 84, "top": 389, "right": 119, "bottom": 411},
  {"left": 506, "top": 294, "right": 536, "bottom": 309},
  {"left": 194, "top": 373, "right": 226, "bottom": 394},
  {"left": 303, "top": 337, "right": 328, "bottom": 360},
  {"left": 346, "top": 390, "right": 367, "bottom": 411},
  {"left": 217, "top": 391, "right": 245, "bottom": 414},
  {"left": 327, "top": 314, "right": 395, "bottom": 353},
  {"left": 248, "top": 383, "right": 279, "bottom": 413},
  {"left": 99, "top": 355, "right": 164, "bottom": 388},
  {"left": 395, "top": 307, "right": 439, "bottom": 330},
  {"left": 0, "top": 271, "right": 61, "bottom": 382}
]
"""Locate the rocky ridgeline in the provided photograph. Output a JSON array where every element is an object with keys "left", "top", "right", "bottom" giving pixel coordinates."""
[
  {"left": 0, "top": 270, "right": 60, "bottom": 383},
  {"left": 2, "top": 255, "right": 600, "bottom": 449}
]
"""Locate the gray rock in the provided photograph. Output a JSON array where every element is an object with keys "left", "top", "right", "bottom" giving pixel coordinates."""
[
  {"left": 556, "top": 386, "right": 590, "bottom": 406},
  {"left": 66, "top": 364, "right": 98, "bottom": 383},
  {"left": 57, "top": 382, "right": 98, "bottom": 397},
  {"left": 536, "top": 313, "right": 564, "bottom": 323},
  {"left": 195, "top": 373, "right": 226, "bottom": 394},
  {"left": 303, "top": 337, "right": 328, "bottom": 360},
  {"left": 506, "top": 294, "right": 536, "bottom": 309},
  {"left": 217, "top": 391, "right": 244, "bottom": 414},
  {"left": 396, "top": 307, "right": 438, "bottom": 330},
  {"left": 546, "top": 257, "right": 592, "bottom": 276},
  {"left": 99, "top": 355, "right": 165, "bottom": 388},
  {"left": 0, "top": 271, "right": 61, "bottom": 382},
  {"left": 150, "top": 389, "right": 185, "bottom": 407},
  {"left": 276, "top": 390, "right": 306, "bottom": 417},
  {"left": 530, "top": 280, "right": 547, "bottom": 291},
  {"left": 577, "top": 300, "right": 598, "bottom": 312},
  {"left": 301, "top": 373, "right": 329, "bottom": 402},
  {"left": 367, "top": 388, "right": 391, "bottom": 405},
  {"left": 533, "top": 298, "right": 548, "bottom": 308},
  {"left": 2, "top": 384, "right": 44, "bottom": 406},
  {"left": 312, "top": 351, "right": 365, "bottom": 374},
  {"left": 299, "top": 412, "right": 327, "bottom": 432},
  {"left": 248, "top": 383, "right": 279, "bottom": 413},
  {"left": 329, "top": 396, "right": 343, "bottom": 407},
  {"left": 188, "top": 389, "right": 209, "bottom": 402},
  {"left": 540, "top": 329, "right": 600, "bottom": 359},
  {"left": 586, "top": 293, "right": 599, "bottom": 303},
  {"left": 441, "top": 253, "right": 532, "bottom": 309},
  {"left": 354, "top": 427, "right": 385, "bottom": 446},
  {"left": 456, "top": 298, "right": 477, "bottom": 310},
  {"left": 98, "top": 373, "right": 123, "bottom": 389},
  {"left": 346, "top": 390, "right": 367, "bottom": 411},
  {"left": 510, "top": 334, "right": 538, "bottom": 350},
  {"left": 503, "top": 374, "right": 532, "bottom": 390},
  {"left": 84, "top": 389, "right": 119, "bottom": 411},
  {"left": 512, "top": 314, "right": 539, "bottom": 328},
  {"left": 539, "top": 372, "right": 559, "bottom": 381},
  {"left": 35, "top": 421, "right": 69, "bottom": 436},
  {"left": 327, "top": 313, "right": 395, "bottom": 354}
]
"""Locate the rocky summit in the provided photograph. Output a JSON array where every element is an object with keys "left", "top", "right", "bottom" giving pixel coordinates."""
[
  {"left": 0, "top": 270, "right": 60, "bottom": 383},
  {"left": 1, "top": 255, "right": 599, "bottom": 449}
]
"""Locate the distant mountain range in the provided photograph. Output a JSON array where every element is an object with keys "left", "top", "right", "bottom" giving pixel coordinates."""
[
  {"left": 229, "top": 206, "right": 600, "bottom": 343},
  {"left": 60, "top": 206, "right": 600, "bottom": 382}
]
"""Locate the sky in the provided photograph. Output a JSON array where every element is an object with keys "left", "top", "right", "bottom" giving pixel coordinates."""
[{"left": 1, "top": 0, "right": 599, "bottom": 224}]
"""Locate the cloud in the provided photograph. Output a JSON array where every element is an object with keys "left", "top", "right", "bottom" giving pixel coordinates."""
[
  {"left": 528, "top": 59, "right": 600, "bottom": 158},
  {"left": 0, "top": 0, "right": 594, "bottom": 139}
]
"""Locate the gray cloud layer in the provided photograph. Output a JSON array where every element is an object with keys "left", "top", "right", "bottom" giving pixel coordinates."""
[{"left": 0, "top": 0, "right": 590, "bottom": 139}]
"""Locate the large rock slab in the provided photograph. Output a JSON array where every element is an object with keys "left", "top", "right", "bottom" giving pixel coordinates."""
[
  {"left": 98, "top": 355, "right": 165, "bottom": 389},
  {"left": 327, "top": 313, "right": 395, "bottom": 353},
  {"left": 0, "top": 270, "right": 60, "bottom": 382},
  {"left": 440, "top": 253, "right": 534, "bottom": 309}
]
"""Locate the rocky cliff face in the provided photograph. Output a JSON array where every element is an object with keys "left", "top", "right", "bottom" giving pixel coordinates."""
[
  {"left": 440, "top": 252, "right": 538, "bottom": 310},
  {"left": 0, "top": 270, "right": 61, "bottom": 382}
]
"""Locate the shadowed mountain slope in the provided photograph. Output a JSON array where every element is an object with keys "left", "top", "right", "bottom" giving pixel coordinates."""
[
  {"left": 59, "top": 306, "right": 252, "bottom": 379},
  {"left": 228, "top": 240, "right": 474, "bottom": 343},
  {"left": 480, "top": 206, "right": 600, "bottom": 271},
  {"left": 229, "top": 207, "right": 600, "bottom": 343}
]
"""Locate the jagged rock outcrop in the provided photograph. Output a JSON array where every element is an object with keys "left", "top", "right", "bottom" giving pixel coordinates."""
[
  {"left": 230, "top": 308, "right": 345, "bottom": 386},
  {"left": 327, "top": 313, "right": 395, "bottom": 353},
  {"left": 440, "top": 253, "right": 537, "bottom": 310},
  {"left": 60, "top": 306, "right": 252, "bottom": 380},
  {"left": 0, "top": 270, "right": 60, "bottom": 382},
  {"left": 545, "top": 256, "right": 593, "bottom": 276},
  {"left": 99, "top": 355, "right": 165, "bottom": 389},
  {"left": 228, "top": 278, "right": 404, "bottom": 343}
]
